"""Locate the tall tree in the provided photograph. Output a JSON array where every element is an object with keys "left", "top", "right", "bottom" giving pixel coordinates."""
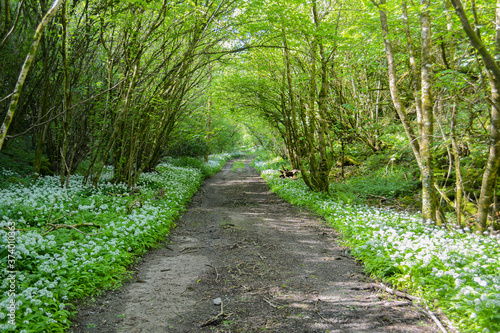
[
  {"left": 450, "top": 0, "right": 500, "bottom": 231},
  {"left": 419, "top": 0, "right": 437, "bottom": 222},
  {"left": 373, "top": 0, "right": 439, "bottom": 222}
]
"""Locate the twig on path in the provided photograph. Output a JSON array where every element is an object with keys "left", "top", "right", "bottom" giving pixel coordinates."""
[
  {"left": 256, "top": 252, "right": 267, "bottom": 260},
  {"left": 180, "top": 246, "right": 199, "bottom": 253},
  {"left": 173, "top": 312, "right": 184, "bottom": 323},
  {"left": 263, "top": 297, "right": 277, "bottom": 308},
  {"left": 375, "top": 283, "right": 420, "bottom": 301},
  {"left": 375, "top": 283, "right": 455, "bottom": 333},
  {"left": 314, "top": 299, "right": 345, "bottom": 324},
  {"left": 436, "top": 309, "right": 460, "bottom": 333},
  {"left": 420, "top": 305, "right": 448, "bottom": 333},
  {"left": 200, "top": 301, "right": 233, "bottom": 327},
  {"left": 407, "top": 298, "right": 450, "bottom": 333},
  {"left": 206, "top": 264, "right": 219, "bottom": 281},
  {"left": 191, "top": 297, "right": 208, "bottom": 308}
]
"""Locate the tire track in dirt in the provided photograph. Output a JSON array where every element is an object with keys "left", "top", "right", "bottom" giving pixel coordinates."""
[{"left": 71, "top": 157, "right": 438, "bottom": 332}]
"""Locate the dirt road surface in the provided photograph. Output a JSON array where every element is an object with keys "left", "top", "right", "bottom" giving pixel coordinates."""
[{"left": 71, "top": 158, "right": 438, "bottom": 332}]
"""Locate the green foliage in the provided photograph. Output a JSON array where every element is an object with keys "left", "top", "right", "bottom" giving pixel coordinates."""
[
  {"left": 164, "top": 136, "right": 209, "bottom": 158},
  {"left": 328, "top": 183, "right": 362, "bottom": 205},
  {"left": 348, "top": 169, "right": 420, "bottom": 198},
  {"left": 0, "top": 137, "right": 35, "bottom": 179},
  {"left": 168, "top": 156, "right": 212, "bottom": 174},
  {"left": 164, "top": 104, "right": 245, "bottom": 159},
  {"left": 252, "top": 150, "right": 290, "bottom": 172},
  {"left": 167, "top": 152, "right": 244, "bottom": 178}
]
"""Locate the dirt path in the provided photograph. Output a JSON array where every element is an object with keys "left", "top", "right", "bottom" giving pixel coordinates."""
[{"left": 71, "top": 158, "right": 438, "bottom": 333}]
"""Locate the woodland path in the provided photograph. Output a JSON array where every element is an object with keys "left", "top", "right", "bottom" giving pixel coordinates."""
[{"left": 71, "top": 158, "right": 438, "bottom": 333}]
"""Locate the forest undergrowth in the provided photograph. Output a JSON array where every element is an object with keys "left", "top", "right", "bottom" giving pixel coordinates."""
[
  {"left": 0, "top": 152, "right": 243, "bottom": 332},
  {"left": 253, "top": 154, "right": 500, "bottom": 333}
]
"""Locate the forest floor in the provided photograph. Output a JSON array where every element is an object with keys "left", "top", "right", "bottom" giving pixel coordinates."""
[{"left": 70, "top": 158, "right": 439, "bottom": 333}]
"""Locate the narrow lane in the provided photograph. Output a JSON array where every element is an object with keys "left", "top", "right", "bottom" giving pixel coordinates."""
[{"left": 72, "top": 158, "right": 438, "bottom": 332}]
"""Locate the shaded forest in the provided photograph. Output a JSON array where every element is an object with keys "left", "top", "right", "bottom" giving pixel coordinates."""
[{"left": 1, "top": 0, "right": 500, "bottom": 229}]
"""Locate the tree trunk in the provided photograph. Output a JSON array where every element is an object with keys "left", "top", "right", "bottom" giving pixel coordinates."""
[
  {"left": 2, "top": 0, "right": 10, "bottom": 36},
  {"left": 205, "top": 64, "right": 212, "bottom": 162},
  {"left": 60, "top": 0, "right": 71, "bottom": 187},
  {"left": 450, "top": 102, "right": 464, "bottom": 226},
  {"left": 0, "top": 0, "right": 25, "bottom": 51},
  {"left": 33, "top": 36, "right": 52, "bottom": 175},
  {"left": 402, "top": 1, "right": 423, "bottom": 137},
  {"left": 419, "top": 0, "right": 437, "bottom": 223},
  {"left": 0, "top": 0, "right": 64, "bottom": 151},
  {"left": 375, "top": 0, "right": 422, "bottom": 169},
  {"left": 281, "top": 28, "right": 300, "bottom": 171},
  {"left": 450, "top": 0, "right": 500, "bottom": 231}
]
